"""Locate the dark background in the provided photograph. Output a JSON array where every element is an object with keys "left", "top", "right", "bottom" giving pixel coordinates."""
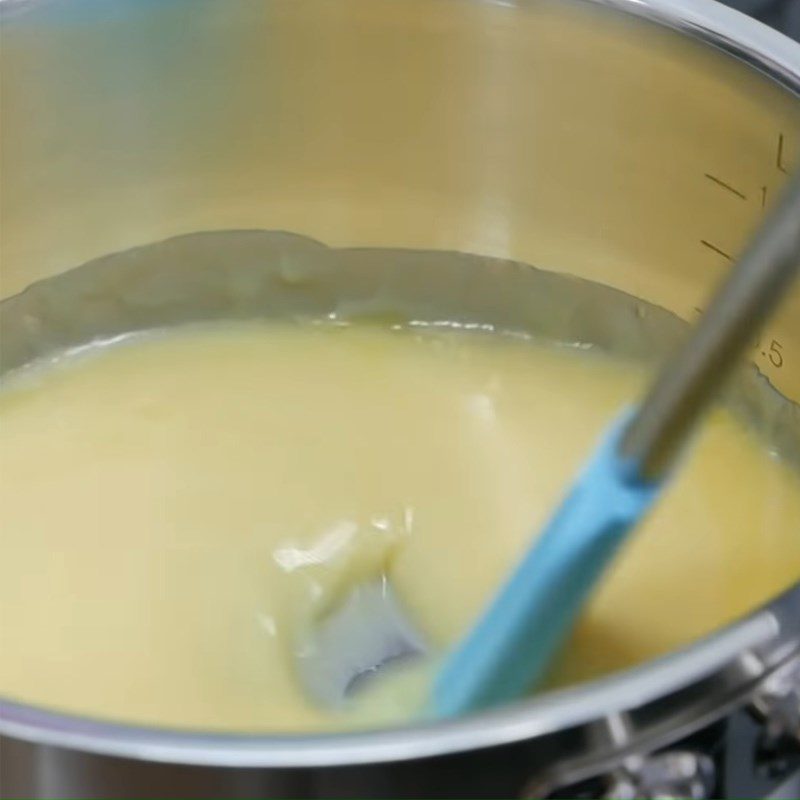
[{"left": 721, "top": 0, "right": 800, "bottom": 40}]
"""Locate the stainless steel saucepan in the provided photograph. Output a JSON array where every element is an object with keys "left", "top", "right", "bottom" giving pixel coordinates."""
[{"left": 1, "top": 0, "right": 798, "bottom": 797}]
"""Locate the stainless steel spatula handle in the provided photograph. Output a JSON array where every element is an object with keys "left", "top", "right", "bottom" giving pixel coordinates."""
[{"left": 620, "top": 170, "right": 800, "bottom": 482}]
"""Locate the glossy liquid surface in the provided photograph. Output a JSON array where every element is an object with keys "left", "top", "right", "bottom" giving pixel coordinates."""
[{"left": 1, "top": 322, "right": 799, "bottom": 731}]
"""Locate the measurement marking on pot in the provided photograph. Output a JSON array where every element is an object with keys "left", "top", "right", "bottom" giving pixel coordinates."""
[
  {"left": 695, "top": 137, "right": 794, "bottom": 380},
  {"left": 777, "top": 132, "right": 788, "bottom": 174},
  {"left": 704, "top": 173, "right": 746, "bottom": 200},
  {"left": 699, "top": 240, "right": 732, "bottom": 261},
  {"left": 694, "top": 304, "right": 787, "bottom": 369}
]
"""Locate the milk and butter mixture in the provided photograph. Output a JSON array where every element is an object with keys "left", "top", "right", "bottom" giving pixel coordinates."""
[{"left": 1, "top": 321, "right": 799, "bottom": 731}]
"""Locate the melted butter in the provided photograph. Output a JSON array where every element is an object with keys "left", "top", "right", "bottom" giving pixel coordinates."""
[{"left": 1, "top": 321, "right": 799, "bottom": 731}]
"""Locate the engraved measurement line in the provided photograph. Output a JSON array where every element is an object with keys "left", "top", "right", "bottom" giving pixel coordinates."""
[
  {"left": 700, "top": 239, "right": 732, "bottom": 261},
  {"left": 704, "top": 173, "right": 747, "bottom": 200},
  {"left": 777, "top": 132, "right": 788, "bottom": 174}
]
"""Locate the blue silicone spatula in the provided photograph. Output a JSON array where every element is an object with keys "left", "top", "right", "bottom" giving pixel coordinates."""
[
  {"left": 432, "top": 170, "right": 800, "bottom": 717},
  {"left": 297, "top": 172, "right": 800, "bottom": 717}
]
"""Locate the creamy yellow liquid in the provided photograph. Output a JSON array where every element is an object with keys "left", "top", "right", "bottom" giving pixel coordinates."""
[{"left": 1, "top": 322, "right": 799, "bottom": 731}]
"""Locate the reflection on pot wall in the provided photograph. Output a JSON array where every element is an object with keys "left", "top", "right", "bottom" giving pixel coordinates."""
[{"left": 1, "top": 0, "right": 799, "bottom": 403}]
